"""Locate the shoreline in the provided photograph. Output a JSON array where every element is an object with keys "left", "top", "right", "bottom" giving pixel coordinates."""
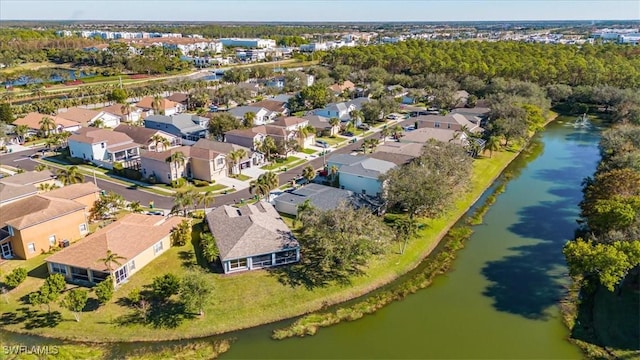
[{"left": 0, "top": 116, "right": 556, "bottom": 344}]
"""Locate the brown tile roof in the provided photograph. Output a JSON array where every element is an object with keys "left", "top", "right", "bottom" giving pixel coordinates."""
[
  {"left": 225, "top": 127, "right": 263, "bottom": 139},
  {"left": 166, "top": 93, "right": 189, "bottom": 104},
  {"left": 252, "top": 100, "right": 286, "bottom": 113},
  {"left": 0, "top": 170, "right": 55, "bottom": 186},
  {"left": 136, "top": 96, "right": 179, "bottom": 111},
  {"left": 264, "top": 125, "right": 287, "bottom": 138},
  {"left": 113, "top": 124, "right": 164, "bottom": 146},
  {"left": 45, "top": 182, "right": 100, "bottom": 201},
  {"left": 0, "top": 183, "right": 37, "bottom": 205},
  {"left": 141, "top": 146, "right": 191, "bottom": 161},
  {"left": 69, "top": 128, "right": 134, "bottom": 146},
  {"left": 13, "top": 112, "right": 80, "bottom": 131},
  {"left": 271, "top": 116, "right": 307, "bottom": 128},
  {"left": 101, "top": 103, "right": 130, "bottom": 116},
  {"left": 205, "top": 202, "right": 298, "bottom": 261},
  {"left": 46, "top": 214, "right": 187, "bottom": 272},
  {"left": 328, "top": 80, "right": 355, "bottom": 93},
  {"left": 57, "top": 107, "right": 101, "bottom": 125},
  {"left": 0, "top": 195, "right": 85, "bottom": 230}
]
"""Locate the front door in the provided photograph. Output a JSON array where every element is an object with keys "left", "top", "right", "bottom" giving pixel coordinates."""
[{"left": 1, "top": 242, "right": 14, "bottom": 259}]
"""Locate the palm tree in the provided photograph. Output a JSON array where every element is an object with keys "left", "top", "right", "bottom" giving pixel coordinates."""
[
  {"left": 301, "top": 165, "right": 316, "bottom": 184},
  {"left": 485, "top": 136, "right": 501, "bottom": 158},
  {"left": 249, "top": 172, "right": 279, "bottom": 199},
  {"left": 328, "top": 117, "right": 340, "bottom": 135},
  {"left": 329, "top": 164, "right": 339, "bottom": 180},
  {"left": 172, "top": 187, "right": 196, "bottom": 216},
  {"left": 380, "top": 126, "right": 390, "bottom": 144},
  {"left": 243, "top": 112, "right": 256, "bottom": 128},
  {"left": 259, "top": 136, "right": 277, "bottom": 162},
  {"left": 296, "top": 125, "right": 315, "bottom": 147},
  {"left": 34, "top": 163, "right": 48, "bottom": 172},
  {"left": 15, "top": 125, "right": 29, "bottom": 144},
  {"left": 362, "top": 138, "right": 379, "bottom": 154},
  {"left": 39, "top": 116, "right": 56, "bottom": 138},
  {"left": 150, "top": 133, "right": 171, "bottom": 152},
  {"left": 127, "top": 201, "right": 144, "bottom": 213},
  {"left": 349, "top": 109, "right": 364, "bottom": 133},
  {"left": 165, "top": 151, "right": 186, "bottom": 181},
  {"left": 90, "top": 118, "right": 105, "bottom": 128},
  {"left": 392, "top": 124, "right": 403, "bottom": 140},
  {"left": 152, "top": 95, "right": 164, "bottom": 115},
  {"left": 38, "top": 183, "right": 60, "bottom": 192},
  {"left": 98, "top": 250, "right": 126, "bottom": 273},
  {"left": 197, "top": 190, "right": 215, "bottom": 211},
  {"left": 57, "top": 166, "right": 84, "bottom": 185},
  {"left": 226, "top": 149, "right": 247, "bottom": 176},
  {"left": 120, "top": 102, "right": 134, "bottom": 122}
]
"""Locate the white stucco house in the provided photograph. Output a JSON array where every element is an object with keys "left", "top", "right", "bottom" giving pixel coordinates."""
[{"left": 68, "top": 128, "right": 140, "bottom": 169}]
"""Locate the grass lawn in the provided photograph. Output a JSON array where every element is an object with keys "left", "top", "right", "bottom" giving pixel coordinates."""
[
  {"left": 316, "top": 136, "right": 345, "bottom": 146},
  {"left": 197, "top": 184, "right": 227, "bottom": 192},
  {"left": 229, "top": 173, "right": 251, "bottom": 181},
  {"left": 260, "top": 156, "right": 301, "bottom": 171},
  {"left": 0, "top": 143, "right": 522, "bottom": 342},
  {"left": 301, "top": 148, "right": 317, "bottom": 155}
]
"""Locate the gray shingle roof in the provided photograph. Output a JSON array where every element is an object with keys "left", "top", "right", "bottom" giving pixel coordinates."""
[
  {"left": 145, "top": 114, "right": 207, "bottom": 133},
  {"left": 339, "top": 157, "right": 396, "bottom": 179},
  {"left": 275, "top": 184, "right": 356, "bottom": 211},
  {"left": 205, "top": 202, "right": 298, "bottom": 261},
  {"left": 327, "top": 154, "right": 367, "bottom": 167}
]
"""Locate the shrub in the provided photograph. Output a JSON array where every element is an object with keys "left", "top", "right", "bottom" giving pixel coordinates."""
[
  {"left": 95, "top": 276, "right": 114, "bottom": 304},
  {"left": 151, "top": 273, "right": 181, "bottom": 301},
  {"left": 193, "top": 179, "right": 210, "bottom": 187},
  {"left": 171, "top": 178, "right": 187, "bottom": 188},
  {"left": 4, "top": 267, "right": 28, "bottom": 289}
]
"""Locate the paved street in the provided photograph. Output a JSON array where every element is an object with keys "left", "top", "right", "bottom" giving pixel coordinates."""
[{"left": 0, "top": 118, "right": 411, "bottom": 211}]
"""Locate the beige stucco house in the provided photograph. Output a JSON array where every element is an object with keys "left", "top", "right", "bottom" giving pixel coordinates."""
[
  {"left": 45, "top": 214, "right": 187, "bottom": 286},
  {"left": 140, "top": 146, "right": 191, "bottom": 184}
]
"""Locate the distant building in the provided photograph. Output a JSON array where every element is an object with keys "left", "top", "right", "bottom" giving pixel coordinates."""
[{"left": 220, "top": 38, "right": 276, "bottom": 49}]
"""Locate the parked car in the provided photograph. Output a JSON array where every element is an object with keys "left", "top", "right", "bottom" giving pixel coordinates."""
[
  {"left": 146, "top": 210, "right": 165, "bottom": 216},
  {"left": 343, "top": 131, "right": 354, "bottom": 137},
  {"left": 316, "top": 140, "right": 329, "bottom": 148},
  {"left": 357, "top": 124, "right": 370, "bottom": 130},
  {"left": 28, "top": 153, "right": 41, "bottom": 159}
]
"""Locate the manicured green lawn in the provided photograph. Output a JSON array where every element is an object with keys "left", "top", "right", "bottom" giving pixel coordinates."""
[
  {"left": 260, "top": 156, "right": 301, "bottom": 170},
  {"left": 0, "top": 144, "right": 522, "bottom": 342},
  {"left": 316, "top": 136, "right": 345, "bottom": 146},
  {"left": 301, "top": 148, "right": 317, "bottom": 155},
  {"left": 229, "top": 173, "right": 251, "bottom": 181}
]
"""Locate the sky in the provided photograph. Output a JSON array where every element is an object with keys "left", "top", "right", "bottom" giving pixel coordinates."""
[{"left": 0, "top": 0, "right": 639, "bottom": 22}]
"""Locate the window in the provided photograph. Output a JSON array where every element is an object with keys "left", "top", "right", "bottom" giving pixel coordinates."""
[
  {"left": 252, "top": 254, "right": 272, "bottom": 268},
  {"left": 228, "top": 258, "right": 247, "bottom": 270},
  {"left": 216, "top": 157, "right": 225, "bottom": 165},
  {"left": 7, "top": 226, "right": 14, "bottom": 236},
  {"left": 447, "top": 123, "right": 451, "bottom": 129},
  {"left": 167, "top": 173, "right": 171, "bottom": 180},
  {"left": 434, "top": 122, "right": 441, "bottom": 128},
  {"left": 114, "top": 266, "right": 129, "bottom": 284},
  {"left": 48, "top": 234, "right": 56, "bottom": 246},
  {"left": 101, "top": 142, "right": 105, "bottom": 149},
  {"left": 50, "top": 263, "right": 66, "bottom": 275},
  {"left": 275, "top": 250, "right": 297, "bottom": 265},
  {"left": 128, "top": 260, "right": 136, "bottom": 271},
  {"left": 153, "top": 241, "right": 164, "bottom": 255},
  {"left": 362, "top": 189, "right": 367, "bottom": 195},
  {"left": 27, "top": 243, "right": 36, "bottom": 254},
  {"left": 79, "top": 223, "right": 88, "bottom": 233}
]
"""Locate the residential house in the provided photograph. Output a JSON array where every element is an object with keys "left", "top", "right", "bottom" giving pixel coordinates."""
[
  {"left": 144, "top": 114, "right": 208, "bottom": 143},
  {"left": 314, "top": 97, "right": 371, "bottom": 123},
  {"left": 251, "top": 99, "right": 289, "bottom": 117},
  {"left": 237, "top": 82, "right": 261, "bottom": 97},
  {"left": 370, "top": 142, "right": 424, "bottom": 165},
  {"left": 205, "top": 202, "right": 299, "bottom": 274},
  {"left": 136, "top": 96, "right": 185, "bottom": 116},
  {"left": 399, "top": 127, "right": 465, "bottom": 145},
  {"left": 57, "top": 107, "right": 121, "bottom": 128},
  {"left": 327, "top": 154, "right": 396, "bottom": 197},
  {"left": 415, "top": 113, "right": 482, "bottom": 132},
  {"left": 224, "top": 127, "right": 267, "bottom": 151},
  {"left": 166, "top": 93, "right": 189, "bottom": 107},
  {"left": 13, "top": 112, "right": 81, "bottom": 138},
  {"left": 68, "top": 128, "right": 140, "bottom": 169},
  {"left": 45, "top": 214, "right": 186, "bottom": 286},
  {"left": 454, "top": 90, "right": 470, "bottom": 108},
  {"left": 0, "top": 170, "right": 57, "bottom": 207},
  {"left": 303, "top": 115, "right": 340, "bottom": 136},
  {"left": 101, "top": 103, "right": 144, "bottom": 123},
  {"left": 113, "top": 124, "right": 181, "bottom": 152},
  {"left": 328, "top": 80, "right": 356, "bottom": 95},
  {"left": 271, "top": 116, "right": 314, "bottom": 148},
  {"left": 189, "top": 142, "right": 229, "bottom": 182},
  {"left": 450, "top": 107, "right": 491, "bottom": 126},
  {"left": 228, "top": 106, "right": 278, "bottom": 125},
  {"left": 140, "top": 146, "right": 192, "bottom": 184},
  {"left": 273, "top": 183, "right": 356, "bottom": 216},
  {"left": 191, "top": 139, "right": 262, "bottom": 176},
  {"left": 0, "top": 183, "right": 99, "bottom": 260}
]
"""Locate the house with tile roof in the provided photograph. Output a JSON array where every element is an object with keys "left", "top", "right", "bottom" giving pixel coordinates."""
[
  {"left": 144, "top": 114, "right": 208, "bottom": 142},
  {"left": 46, "top": 214, "right": 186, "bottom": 286},
  {"left": 113, "top": 124, "right": 181, "bottom": 151},
  {"left": 0, "top": 182, "right": 99, "bottom": 260},
  {"left": 251, "top": 99, "right": 289, "bottom": 116},
  {"left": 13, "top": 112, "right": 81, "bottom": 138},
  {"left": 327, "top": 154, "right": 396, "bottom": 197},
  {"left": 313, "top": 97, "right": 371, "bottom": 123},
  {"left": 190, "top": 139, "right": 262, "bottom": 179},
  {"left": 57, "top": 107, "right": 121, "bottom": 128},
  {"left": 68, "top": 128, "right": 140, "bottom": 169},
  {"left": 303, "top": 114, "right": 340, "bottom": 136},
  {"left": 136, "top": 96, "right": 185, "bottom": 116},
  {"left": 328, "top": 80, "right": 356, "bottom": 94},
  {"left": 140, "top": 146, "right": 192, "bottom": 184},
  {"left": 101, "top": 103, "right": 144, "bottom": 123},
  {"left": 0, "top": 170, "right": 57, "bottom": 207},
  {"left": 227, "top": 106, "right": 278, "bottom": 125},
  {"left": 206, "top": 201, "right": 299, "bottom": 274}
]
